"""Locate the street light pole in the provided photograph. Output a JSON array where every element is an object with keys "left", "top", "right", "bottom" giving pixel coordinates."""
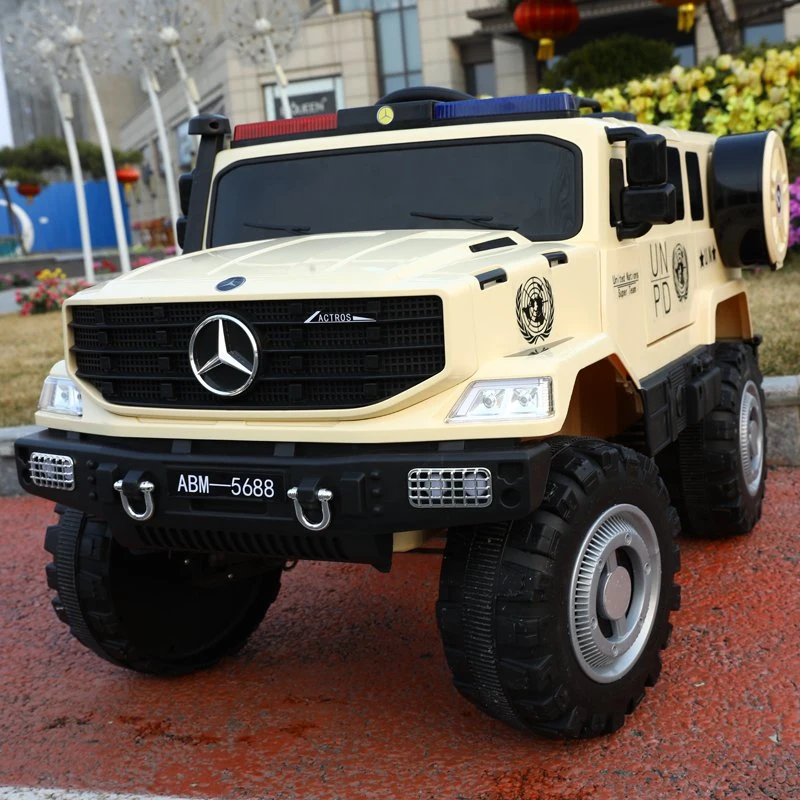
[
  {"left": 227, "top": 1, "right": 300, "bottom": 121},
  {"left": 50, "top": 71, "right": 94, "bottom": 282},
  {"left": 66, "top": 26, "right": 131, "bottom": 274},
  {"left": 255, "top": 17, "right": 292, "bottom": 119},
  {"left": 160, "top": 26, "right": 200, "bottom": 119},
  {"left": 142, "top": 69, "right": 180, "bottom": 253},
  {"left": 32, "top": 36, "right": 94, "bottom": 281}
]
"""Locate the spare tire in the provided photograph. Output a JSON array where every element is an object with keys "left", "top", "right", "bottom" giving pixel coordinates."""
[{"left": 709, "top": 130, "right": 790, "bottom": 269}]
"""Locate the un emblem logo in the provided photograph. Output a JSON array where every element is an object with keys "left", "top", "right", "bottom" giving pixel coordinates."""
[{"left": 515, "top": 276, "right": 555, "bottom": 344}]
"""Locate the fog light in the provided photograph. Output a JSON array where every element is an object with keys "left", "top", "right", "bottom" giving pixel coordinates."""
[
  {"left": 29, "top": 453, "right": 75, "bottom": 490},
  {"left": 408, "top": 467, "right": 492, "bottom": 508}
]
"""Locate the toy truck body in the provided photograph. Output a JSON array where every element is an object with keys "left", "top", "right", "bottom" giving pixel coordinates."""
[{"left": 16, "top": 89, "right": 788, "bottom": 738}]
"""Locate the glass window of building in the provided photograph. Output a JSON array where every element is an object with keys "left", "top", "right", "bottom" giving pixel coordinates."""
[
  {"left": 461, "top": 39, "right": 496, "bottom": 98},
  {"left": 339, "top": 0, "right": 422, "bottom": 94},
  {"left": 674, "top": 44, "right": 696, "bottom": 68},
  {"left": 744, "top": 21, "right": 785, "bottom": 46}
]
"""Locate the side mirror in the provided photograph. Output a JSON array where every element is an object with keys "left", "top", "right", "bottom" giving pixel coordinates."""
[
  {"left": 176, "top": 217, "right": 187, "bottom": 250},
  {"left": 627, "top": 135, "right": 668, "bottom": 186},
  {"left": 618, "top": 185, "right": 677, "bottom": 239},
  {"left": 178, "top": 171, "right": 193, "bottom": 216}
]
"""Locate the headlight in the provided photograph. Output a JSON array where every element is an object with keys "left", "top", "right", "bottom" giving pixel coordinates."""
[
  {"left": 38, "top": 376, "right": 83, "bottom": 417},
  {"left": 447, "top": 378, "right": 553, "bottom": 423}
]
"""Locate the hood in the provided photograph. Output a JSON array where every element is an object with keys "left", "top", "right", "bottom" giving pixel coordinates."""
[{"left": 73, "top": 229, "right": 569, "bottom": 303}]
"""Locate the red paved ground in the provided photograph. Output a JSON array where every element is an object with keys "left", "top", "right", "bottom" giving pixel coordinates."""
[{"left": 1, "top": 471, "right": 798, "bottom": 800}]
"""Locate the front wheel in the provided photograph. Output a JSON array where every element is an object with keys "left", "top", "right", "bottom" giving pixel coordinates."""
[
  {"left": 436, "top": 440, "right": 681, "bottom": 738},
  {"left": 45, "top": 507, "right": 282, "bottom": 675}
]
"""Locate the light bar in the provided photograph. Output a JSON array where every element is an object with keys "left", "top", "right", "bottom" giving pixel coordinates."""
[
  {"left": 433, "top": 92, "right": 578, "bottom": 121},
  {"left": 233, "top": 114, "right": 338, "bottom": 142}
]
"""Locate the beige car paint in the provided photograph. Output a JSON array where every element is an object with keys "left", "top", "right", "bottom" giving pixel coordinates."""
[{"left": 39, "top": 115, "right": 784, "bottom": 444}]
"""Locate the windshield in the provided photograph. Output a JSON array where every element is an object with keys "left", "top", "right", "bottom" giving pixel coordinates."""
[{"left": 209, "top": 136, "right": 582, "bottom": 247}]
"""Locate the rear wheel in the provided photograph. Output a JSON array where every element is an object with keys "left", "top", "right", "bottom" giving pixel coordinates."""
[
  {"left": 436, "top": 440, "right": 680, "bottom": 738},
  {"left": 656, "top": 341, "right": 766, "bottom": 538},
  {"left": 45, "top": 507, "right": 281, "bottom": 675}
]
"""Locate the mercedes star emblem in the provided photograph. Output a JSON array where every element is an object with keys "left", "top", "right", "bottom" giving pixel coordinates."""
[
  {"left": 189, "top": 314, "right": 259, "bottom": 397},
  {"left": 216, "top": 276, "right": 246, "bottom": 292}
]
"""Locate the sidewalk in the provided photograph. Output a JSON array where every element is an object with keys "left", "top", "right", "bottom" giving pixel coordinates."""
[{"left": 0, "top": 287, "right": 18, "bottom": 315}]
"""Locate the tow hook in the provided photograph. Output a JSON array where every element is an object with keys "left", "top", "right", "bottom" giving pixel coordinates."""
[
  {"left": 287, "top": 485, "right": 333, "bottom": 532},
  {"left": 113, "top": 471, "right": 155, "bottom": 522}
]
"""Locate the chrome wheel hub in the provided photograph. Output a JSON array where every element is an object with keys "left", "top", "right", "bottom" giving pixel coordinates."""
[
  {"left": 569, "top": 505, "right": 661, "bottom": 683},
  {"left": 740, "top": 380, "right": 765, "bottom": 497},
  {"left": 600, "top": 566, "right": 632, "bottom": 621}
]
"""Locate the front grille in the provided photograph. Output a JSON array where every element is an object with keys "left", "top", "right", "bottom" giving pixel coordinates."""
[
  {"left": 29, "top": 453, "right": 75, "bottom": 490},
  {"left": 70, "top": 297, "right": 445, "bottom": 409},
  {"left": 408, "top": 467, "right": 492, "bottom": 508}
]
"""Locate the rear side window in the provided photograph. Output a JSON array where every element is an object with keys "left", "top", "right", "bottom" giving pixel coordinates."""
[
  {"left": 609, "top": 158, "right": 624, "bottom": 227},
  {"left": 685, "top": 151, "right": 705, "bottom": 221},
  {"left": 667, "top": 147, "right": 685, "bottom": 220}
]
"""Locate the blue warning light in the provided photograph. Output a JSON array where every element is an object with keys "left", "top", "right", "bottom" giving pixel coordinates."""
[{"left": 433, "top": 92, "right": 579, "bottom": 121}]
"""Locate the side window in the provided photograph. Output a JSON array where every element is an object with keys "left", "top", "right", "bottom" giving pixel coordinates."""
[
  {"left": 609, "top": 157, "right": 624, "bottom": 227},
  {"left": 685, "top": 151, "right": 705, "bottom": 221},
  {"left": 667, "top": 147, "right": 685, "bottom": 220}
]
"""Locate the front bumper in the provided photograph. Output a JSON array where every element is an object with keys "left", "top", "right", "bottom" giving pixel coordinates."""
[{"left": 15, "top": 429, "right": 551, "bottom": 569}]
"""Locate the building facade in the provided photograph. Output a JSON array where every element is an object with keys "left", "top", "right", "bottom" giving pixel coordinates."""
[{"left": 97, "top": 0, "right": 796, "bottom": 228}]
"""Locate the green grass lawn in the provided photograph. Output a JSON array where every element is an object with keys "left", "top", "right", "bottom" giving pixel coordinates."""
[
  {"left": 0, "top": 312, "right": 62, "bottom": 427},
  {"left": 0, "top": 256, "right": 798, "bottom": 428},
  {"left": 743, "top": 255, "right": 800, "bottom": 376}
]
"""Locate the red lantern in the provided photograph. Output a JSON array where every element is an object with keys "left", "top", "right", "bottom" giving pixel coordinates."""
[
  {"left": 116, "top": 165, "right": 140, "bottom": 203},
  {"left": 17, "top": 183, "right": 41, "bottom": 203},
  {"left": 655, "top": 1, "right": 706, "bottom": 32},
  {"left": 513, "top": 0, "right": 580, "bottom": 61},
  {"left": 115, "top": 166, "right": 140, "bottom": 186}
]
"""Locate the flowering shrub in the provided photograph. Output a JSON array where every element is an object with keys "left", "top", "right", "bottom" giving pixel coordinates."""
[
  {"left": 0, "top": 271, "right": 33, "bottom": 290},
  {"left": 15, "top": 267, "right": 90, "bottom": 316},
  {"left": 93, "top": 258, "right": 119, "bottom": 275},
  {"left": 554, "top": 46, "right": 800, "bottom": 149},
  {"left": 791, "top": 177, "right": 800, "bottom": 250}
]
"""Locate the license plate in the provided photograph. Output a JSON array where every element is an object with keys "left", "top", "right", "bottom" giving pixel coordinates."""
[{"left": 168, "top": 469, "right": 284, "bottom": 501}]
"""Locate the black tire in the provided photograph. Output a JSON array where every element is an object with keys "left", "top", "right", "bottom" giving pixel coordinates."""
[
  {"left": 436, "top": 439, "right": 680, "bottom": 739},
  {"left": 44, "top": 507, "right": 281, "bottom": 675},
  {"left": 656, "top": 341, "right": 766, "bottom": 538}
]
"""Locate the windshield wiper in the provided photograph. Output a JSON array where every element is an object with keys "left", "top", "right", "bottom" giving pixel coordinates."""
[
  {"left": 409, "top": 210, "right": 518, "bottom": 231},
  {"left": 244, "top": 221, "right": 311, "bottom": 234}
]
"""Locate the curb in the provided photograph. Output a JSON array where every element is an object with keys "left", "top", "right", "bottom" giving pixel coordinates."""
[
  {"left": 0, "top": 426, "right": 40, "bottom": 496},
  {"left": 1, "top": 378, "right": 798, "bottom": 497},
  {"left": 763, "top": 375, "right": 800, "bottom": 467}
]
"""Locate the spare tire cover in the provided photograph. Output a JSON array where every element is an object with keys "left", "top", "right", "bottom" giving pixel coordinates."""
[{"left": 710, "top": 130, "right": 790, "bottom": 269}]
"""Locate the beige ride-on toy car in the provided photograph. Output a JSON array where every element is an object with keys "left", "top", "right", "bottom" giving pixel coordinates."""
[{"left": 16, "top": 87, "right": 789, "bottom": 738}]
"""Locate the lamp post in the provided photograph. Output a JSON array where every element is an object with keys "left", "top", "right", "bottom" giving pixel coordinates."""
[
  {"left": 159, "top": 24, "right": 199, "bottom": 120},
  {"left": 144, "top": 0, "right": 210, "bottom": 145},
  {"left": 65, "top": 23, "right": 131, "bottom": 273},
  {"left": 3, "top": 16, "right": 95, "bottom": 280},
  {"left": 29, "top": 0, "right": 131, "bottom": 273},
  {"left": 117, "top": 0, "right": 193, "bottom": 254},
  {"left": 227, "top": 0, "right": 301, "bottom": 120}
]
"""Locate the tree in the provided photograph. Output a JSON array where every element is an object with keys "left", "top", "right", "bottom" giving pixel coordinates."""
[
  {"left": 706, "top": 0, "right": 799, "bottom": 54},
  {"left": 542, "top": 34, "right": 678, "bottom": 91},
  {"left": 0, "top": 138, "right": 142, "bottom": 184}
]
